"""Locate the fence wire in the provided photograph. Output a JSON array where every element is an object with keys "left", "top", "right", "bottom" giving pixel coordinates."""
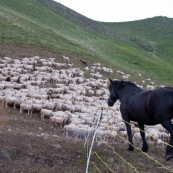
[{"left": 84, "top": 106, "right": 173, "bottom": 173}]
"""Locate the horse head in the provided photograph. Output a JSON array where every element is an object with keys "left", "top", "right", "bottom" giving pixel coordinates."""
[{"left": 107, "top": 78, "right": 120, "bottom": 107}]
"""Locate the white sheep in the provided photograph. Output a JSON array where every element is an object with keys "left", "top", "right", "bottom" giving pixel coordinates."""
[
  {"left": 20, "top": 103, "right": 33, "bottom": 114},
  {"left": 64, "top": 123, "right": 78, "bottom": 137},
  {"left": 44, "top": 102, "right": 55, "bottom": 110},
  {"left": 40, "top": 109, "right": 53, "bottom": 120},
  {"left": 62, "top": 56, "right": 69, "bottom": 63},
  {"left": 32, "top": 103, "right": 44, "bottom": 112},
  {"left": 49, "top": 116, "right": 64, "bottom": 128},
  {"left": 51, "top": 111, "right": 70, "bottom": 125}
]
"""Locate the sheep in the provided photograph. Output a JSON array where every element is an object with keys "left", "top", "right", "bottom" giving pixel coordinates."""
[
  {"left": 96, "top": 130, "right": 110, "bottom": 141},
  {"left": 161, "top": 132, "right": 170, "bottom": 143},
  {"left": 86, "top": 89, "right": 95, "bottom": 96},
  {"left": 80, "top": 105, "right": 90, "bottom": 113},
  {"left": 117, "top": 70, "right": 125, "bottom": 76},
  {"left": 77, "top": 127, "right": 90, "bottom": 139},
  {"left": 62, "top": 56, "right": 69, "bottom": 63},
  {"left": 44, "top": 102, "right": 55, "bottom": 110},
  {"left": 49, "top": 111, "right": 71, "bottom": 128},
  {"left": 49, "top": 116, "right": 64, "bottom": 128},
  {"left": 118, "top": 130, "right": 128, "bottom": 140},
  {"left": 13, "top": 97, "right": 23, "bottom": 109},
  {"left": 93, "top": 63, "right": 100, "bottom": 67},
  {"left": 146, "top": 85, "right": 155, "bottom": 90},
  {"left": 0, "top": 63, "right": 7, "bottom": 68},
  {"left": 73, "top": 95, "right": 84, "bottom": 102},
  {"left": 81, "top": 116, "right": 94, "bottom": 126},
  {"left": 83, "top": 96, "right": 95, "bottom": 103},
  {"left": 32, "top": 103, "right": 44, "bottom": 112},
  {"left": 4, "top": 83, "right": 15, "bottom": 89},
  {"left": 52, "top": 88, "right": 64, "bottom": 94},
  {"left": 0, "top": 95, "right": 5, "bottom": 102},
  {"left": 40, "top": 109, "right": 53, "bottom": 120},
  {"left": 95, "top": 89, "right": 105, "bottom": 96},
  {"left": 90, "top": 73, "right": 102, "bottom": 79},
  {"left": 133, "top": 132, "right": 142, "bottom": 145},
  {"left": 64, "top": 123, "right": 78, "bottom": 137},
  {"left": 10, "top": 76, "right": 20, "bottom": 83},
  {"left": 94, "top": 73, "right": 102, "bottom": 79},
  {"left": 54, "top": 101, "right": 63, "bottom": 111},
  {"left": 3, "top": 95, "right": 12, "bottom": 107},
  {"left": 84, "top": 66, "right": 89, "bottom": 72},
  {"left": 101, "top": 67, "right": 113, "bottom": 75},
  {"left": 20, "top": 103, "right": 33, "bottom": 114},
  {"left": 23, "top": 65, "right": 34, "bottom": 71},
  {"left": 156, "top": 139, "right": 164, "bottom": 148},
  {"left": 122, "top": 74, "right": 130, "bottom": 80},
  {"left": 74, "top": 104, "right": 82, "bottom": 112},
  {"left": 70, "top": 119, "right": 85, "bottom": 125},
  {"left": 0, "top": 76, "right": 7, "bottom": 82},
  {"left": 67, "top": 63, "right": 73, "bottom": 68},
  {"left": 145, "top": 128, "right": 160, "bottom": 143},
  {"left": 14, "top": 84, "right": 25, "bottom": 90},
  {"left": 62, "top": 103, "right": 75, "bottom": 113},
  {"left": 70, "top": 113, "right": 79, "bottom": 119},
  {"left": 109, "top": 126, "right": 120, "bottom": 132}
]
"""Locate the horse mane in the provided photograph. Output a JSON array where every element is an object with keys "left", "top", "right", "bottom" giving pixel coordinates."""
[
  {"left": 117, "top": 80, "right": 142, "bottom": 90},
  {"left": 126, "top": 81, "right": 136, "bottom": 86},
  {"left": 121, "top": 81, "right": 137, "bottom": 87},
  {"left": 120, "top": 81, "right": 144, "bottom": 93}
]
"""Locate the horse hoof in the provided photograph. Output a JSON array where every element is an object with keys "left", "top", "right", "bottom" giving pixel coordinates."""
[
  {"left": 127, "top": 147, "right": 134, "bottom": 151},
  {"left": 142, "top": 148, "right": 148, "bottom": 152},
  {"left": 165, "top": 153, "right": 173, "bottom": 161}
]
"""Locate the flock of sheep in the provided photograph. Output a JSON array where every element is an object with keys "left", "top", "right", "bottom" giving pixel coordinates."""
[{"left": 0, "top": 56, "right": 169, "bottom": 148}]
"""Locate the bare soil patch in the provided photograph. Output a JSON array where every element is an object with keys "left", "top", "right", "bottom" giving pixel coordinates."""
[
  {"left": 0, "top": 42, "right": 61, "bottom": 59},
  {"left": 0, "top": 104, "right": 86, "bottom": 173}
]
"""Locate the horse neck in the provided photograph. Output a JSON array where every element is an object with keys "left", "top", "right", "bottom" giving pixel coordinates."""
[{"left": 118, "top": 85, "right": 142, "bottom": 101}]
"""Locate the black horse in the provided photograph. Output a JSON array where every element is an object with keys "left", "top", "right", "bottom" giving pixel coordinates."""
[{"left": 108, "top": 79, "right": 173, "bottom": 160}]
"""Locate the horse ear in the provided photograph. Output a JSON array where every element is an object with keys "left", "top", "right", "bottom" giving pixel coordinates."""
[{"left": 109, "top": 78, "right": 113, "bottom": 84}]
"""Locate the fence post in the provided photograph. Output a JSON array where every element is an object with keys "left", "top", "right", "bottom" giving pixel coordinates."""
[{"left": 85, "top": 107, "right": 103, "bottom": 173}]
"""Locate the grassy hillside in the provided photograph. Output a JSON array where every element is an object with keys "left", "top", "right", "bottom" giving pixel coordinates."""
[{"left": 0, "top": 0, "right": 173, "bottom": 84}]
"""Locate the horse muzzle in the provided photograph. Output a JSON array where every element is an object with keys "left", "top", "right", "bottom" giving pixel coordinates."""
[{"left": 107, "top": 99, "right": 114, "bottom": 107}]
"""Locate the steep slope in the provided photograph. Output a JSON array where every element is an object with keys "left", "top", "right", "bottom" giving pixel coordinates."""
[
  {"left": 0, "top": 0, "right": 173, "bottom": 84},
  {"left": 105, "top": 16, "right": 173, "bottom": 62}
]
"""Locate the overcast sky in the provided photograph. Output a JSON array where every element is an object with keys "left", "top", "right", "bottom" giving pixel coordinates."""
[{"left": 54, "top": 0, "right": 173, "bottom": 22}]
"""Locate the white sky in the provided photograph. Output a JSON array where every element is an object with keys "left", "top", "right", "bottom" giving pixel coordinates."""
[{"left": 54, "top": 0, "right": 173, "bottom": 22}]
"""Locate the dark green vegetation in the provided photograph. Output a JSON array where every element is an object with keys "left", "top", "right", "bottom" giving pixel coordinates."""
[{"left": 0, "top": 0, "right": 173, "bottom": 84}]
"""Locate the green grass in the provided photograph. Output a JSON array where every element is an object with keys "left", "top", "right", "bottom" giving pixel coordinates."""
[{"left": 1, "top": 0, "right": 173, "bottom": 84}]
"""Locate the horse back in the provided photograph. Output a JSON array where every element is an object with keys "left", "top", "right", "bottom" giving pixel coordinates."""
[
  {"left": 121, "top": 88, "right": 173, "bottom": 125},
  {"left": 150, "top": 88, "right": 173, "bottom": 115}
]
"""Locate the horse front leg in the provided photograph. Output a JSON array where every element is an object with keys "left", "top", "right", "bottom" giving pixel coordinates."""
[
  {"left": 124, "top": 121, "right": 134, "bottom": 151},
  {"left": 138, "top": 123, "right": 148, "bottom": 152},
  {"left": 161, "top": 120, "right": 173, "bottom": 161}
]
